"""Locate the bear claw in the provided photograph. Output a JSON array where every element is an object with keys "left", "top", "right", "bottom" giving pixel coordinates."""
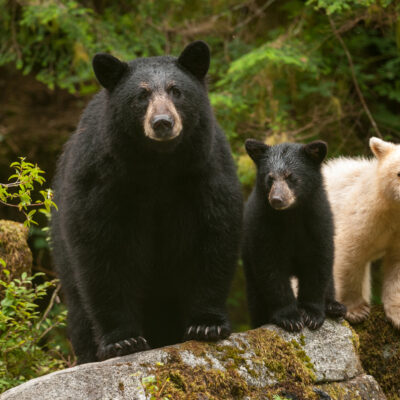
[
  {"left": 271, "top": 308, "right": 304, "bottom": 332},
  {"left": 184, "top": 323, "right": 229, "bottom": 342},
  {"left": 276, "top": 319, "right": 304, "bottom": 332},
  {"left": 326, "top": 300, "right": 347, "bottom": 318},
  {"left": 300, "top": 309, "right": 325, "bottom": 330},
  {"left": 97, "top": 336, "right": 150, "bottom": 361},
  {"left": 345, "top": 302, "right": 370, "bottom": 323}
]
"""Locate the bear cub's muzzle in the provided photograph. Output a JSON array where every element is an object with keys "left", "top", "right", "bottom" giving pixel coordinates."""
[{"left": 268, "top": 179, "right": 296, "bottom": 210}]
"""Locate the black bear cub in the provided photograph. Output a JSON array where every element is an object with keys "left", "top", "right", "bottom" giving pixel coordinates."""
[
  {"left": 242, "top": 139, "right": 345, "bottom": 332},
  {"left": 51, "top": 41, "right": 243, "bottom": 364}
]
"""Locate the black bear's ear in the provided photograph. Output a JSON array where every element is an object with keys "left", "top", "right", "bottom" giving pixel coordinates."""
[
  {"left": 303, "top": 141, "right": 327, "bottom": 164},
  {"left": 178, "top": 41, "right": 210, "bottom": 81},
  {"left": 245, "top": 139, "right": 269, "bottom": 163},
  {"left": 92, "top": 53, "right": 128, "bottom": 91}
]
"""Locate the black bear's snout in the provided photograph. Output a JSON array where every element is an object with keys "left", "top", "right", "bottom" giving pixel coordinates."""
[
  {"left": 270, "top": 196, "right": 284, "bottom": 209},
  {"left": 144, "top": 94, "right": 182, "bottom": 143},
  {"left": 151, "top": 114, "right": 175, "bottom": 138},
  {"left": 152, "top": 114, "right": 174, "bottom": 130}
]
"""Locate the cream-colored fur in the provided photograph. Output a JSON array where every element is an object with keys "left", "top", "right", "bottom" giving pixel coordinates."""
[{"left": 323, "top": 137, "right": 400, "bottom": 328}]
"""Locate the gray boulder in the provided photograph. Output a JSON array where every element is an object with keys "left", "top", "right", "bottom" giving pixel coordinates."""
[{"left": 0, "top": 319, "right": 386, "bottom": 399}]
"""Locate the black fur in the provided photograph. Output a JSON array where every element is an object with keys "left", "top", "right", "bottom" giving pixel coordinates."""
[
  {"left": 243, "top": 140, "right": 345, "bottom": 332},
  {"left": 51, "top": 42, "right": 243, "bottom": 364}
]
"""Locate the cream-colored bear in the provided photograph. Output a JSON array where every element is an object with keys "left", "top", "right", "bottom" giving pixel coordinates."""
[{"left": 323, "top": 137, "right": 400, "bottom": 328}]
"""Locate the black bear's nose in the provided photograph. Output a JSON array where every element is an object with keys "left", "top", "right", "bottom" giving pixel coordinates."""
[
  {"left": 270, "top": 196, "right": 284, "bottom": 209},
  {"left": 152, "top": 114, "right": 174, "bottom": 135}
]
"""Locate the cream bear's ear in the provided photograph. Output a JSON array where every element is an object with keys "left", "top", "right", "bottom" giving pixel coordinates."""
[{"left": 369, "top": 137, "right": 394, "bottom": 159}]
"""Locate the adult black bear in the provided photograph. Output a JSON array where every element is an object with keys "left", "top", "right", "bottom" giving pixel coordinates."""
[
  {"left": 242, "top": 139, "right": 345, "bottom": 332},
  {"left": 51, "top": 41, "right": 243, "bottom": 364}
]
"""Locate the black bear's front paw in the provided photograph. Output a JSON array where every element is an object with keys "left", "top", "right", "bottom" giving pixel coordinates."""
[
  {"left": 325, "top": 300, "right": 347, "bottom": 318},
  {"left": 300, "top": 306, "right": 325, "bottom": 330},
  {"left": 184, "top": 320, "right": 231, "bottom": 342},
  {"left": 271, "top": 307, "right": 304, "bottom": 332},
  {"left": 97, "top": 336, "right": 150, "bottom": 361}
]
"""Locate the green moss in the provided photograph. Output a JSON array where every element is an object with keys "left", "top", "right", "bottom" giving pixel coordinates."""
[
  {"left": 341, "top": 320, "right": 360, "bottom": 352},
  {"left": 0, "top": 220, "right": 32, "bottom": 288},
  {"left": 353, "top": 305, "right": 400, "bottom": 399},
  {"left": 215, "top": 343, "right": 246, "bottom": 369},
  {"left": 139, "top": 328, "right": 321, "bottom": 399},
  {"left": 245, "top": 328, "right": 317, "bottom": 398},
  {"left": 320, "top": 382, "right": 361, "bottom": 399},
  {"left": 142, "top": 348, "right": 249, "bottom": 400},
  {"left": 290, "top": 339, "right": 315, "bottom": 377}
]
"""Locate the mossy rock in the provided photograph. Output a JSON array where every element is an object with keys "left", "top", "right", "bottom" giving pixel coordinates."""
[
  {"left": 144, "top": 329, "right": 317, "bottom": 399},
  {"left": 0, "top": 219, "right": 32, "bottom": 285},
  {"left": 320, "top": 374, "right": 386, "bottom": 400},
  {"left": 353, "top": 305, "right": 400, "bottom": 399},
  {"left": 1, "top": 320, "right": 384, "bottom": 400}
]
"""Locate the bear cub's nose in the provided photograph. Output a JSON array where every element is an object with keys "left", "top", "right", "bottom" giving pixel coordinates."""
[{"left": 152, "top": 114, "right": 175, "bottom": 138}]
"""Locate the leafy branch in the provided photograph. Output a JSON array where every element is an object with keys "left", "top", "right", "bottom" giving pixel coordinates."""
[
  {"left": 0, "top": 271, "right": 67, "bottom": 392},
  {"left": 0, "top": 158, "right": 57, "bottom": 227}
]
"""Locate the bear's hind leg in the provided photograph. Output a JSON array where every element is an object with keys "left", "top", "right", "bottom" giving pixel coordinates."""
[
  {"left": 264, "top": 273, "right": 303, "bottom": 332},
  {"left": 245, "top": 270, "right": 267, "bottom": 329},
  {"left": 382, "top": 253, "right": 400, "bottom": 329},
  {"left": 66, "top": 291, "right": 98, "bottom": 364}
]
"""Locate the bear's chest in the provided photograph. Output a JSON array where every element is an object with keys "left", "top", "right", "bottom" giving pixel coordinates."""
[{"left": 123, "top": 181, "right": 203, "bottom": 270}]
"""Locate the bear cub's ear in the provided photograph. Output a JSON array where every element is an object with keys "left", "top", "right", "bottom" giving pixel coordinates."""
[
  {"left": 303, "top": 141, "right": 327, "bottom": 164},
  {"left": 370, "top": 137, "right": 395, "bottom": 159},
  {"left": 92, "top": 53, "right": 128, "bottom": 91},
  {"left": 178, "top": 41, "right": 210, "bottom": 81},
  {"left": 245, "top": 139, "right": 269, "bottom": 163}
]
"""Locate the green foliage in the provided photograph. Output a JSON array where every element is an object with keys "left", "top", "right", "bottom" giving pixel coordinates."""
[
  {"left": 2, "top": 0, "right": 400, "bottom": 166},
  {"left": 0, "top": 159, "right": 67, "bottom": 393},
  {"left": 141, "top": 369, "right": 171, "bottom": 400},
  {"left": 0, "top": 158, "right": 57, "bottom": 227},
  {"left": 307, "top": 0, "right": 377, "bottom": 14},
  {"left": 0, "top": 271, "right": 67, "bottom": 393}
]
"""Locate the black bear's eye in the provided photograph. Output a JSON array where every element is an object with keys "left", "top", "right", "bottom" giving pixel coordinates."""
[
  {"left": 286, "top": 173, "right": 295, "bottom": 182},
  {"left": 138, "top": 89, "right": 150, "bottom": 101},
  {"left": 169, "top": 86, "right": 181, "bottom": 98}
]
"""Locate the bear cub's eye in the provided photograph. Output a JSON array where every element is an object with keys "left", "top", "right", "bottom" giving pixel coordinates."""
[
  {"left": 397, "top": 172, "right": 400, "bottom": 178},
  {"left": 169, "top": 86, "right": 181, "bottom": 98}
]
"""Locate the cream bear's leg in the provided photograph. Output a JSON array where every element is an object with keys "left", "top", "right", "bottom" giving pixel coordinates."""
[
  {"left": 382, "top": 252, "right": 400, "bottom": 329},
  {"left": 334, "top": 253, "right": 371, "bottom": 323}
]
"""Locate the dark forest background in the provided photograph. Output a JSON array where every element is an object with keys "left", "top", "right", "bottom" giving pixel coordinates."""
[{"left": 0, "top": 0, "right": 399, "bottom": 386}]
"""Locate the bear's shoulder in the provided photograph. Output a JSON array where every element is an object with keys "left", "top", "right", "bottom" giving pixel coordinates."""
[{"left": 323, "top": 156, "right": 377, "bottom": 195}]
